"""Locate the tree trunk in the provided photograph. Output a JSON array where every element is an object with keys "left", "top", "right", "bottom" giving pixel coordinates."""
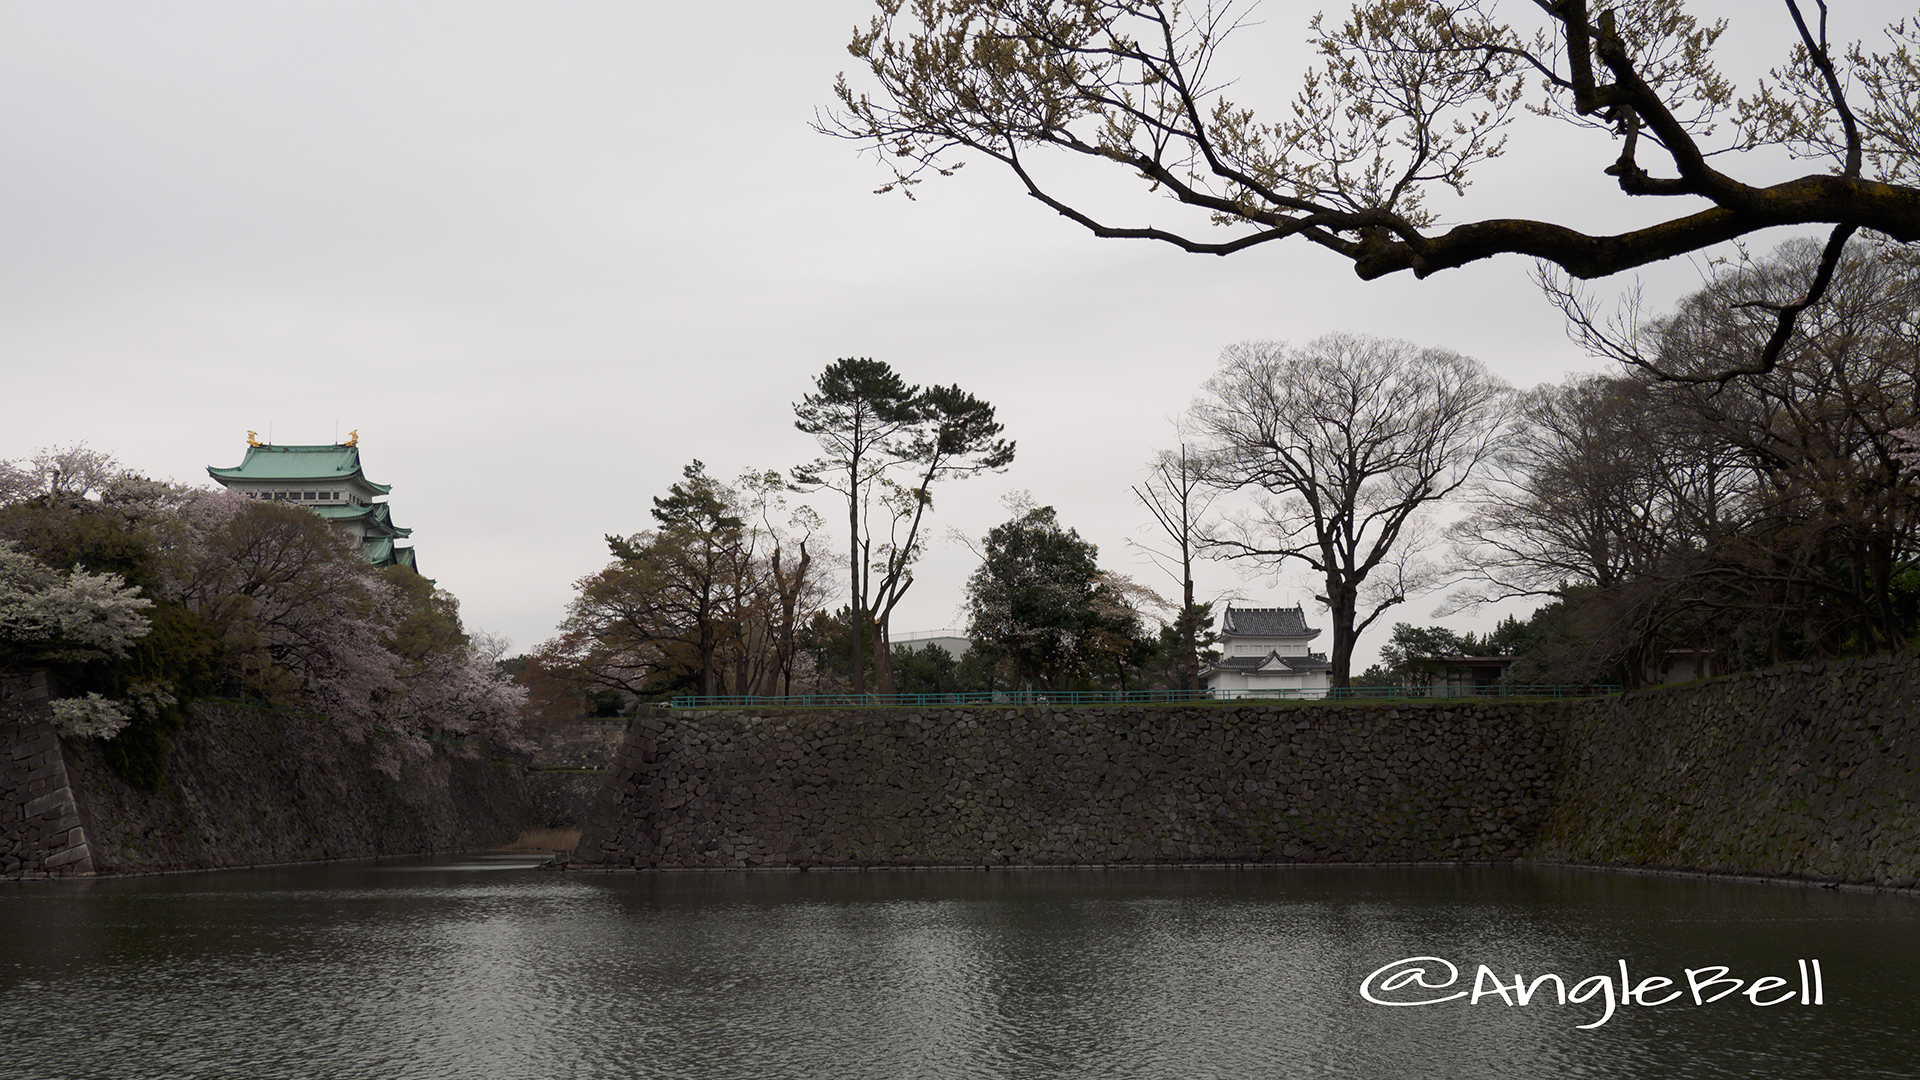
[
  {"left": 870, "top": 617, "right": 896, "bottom": 694},
  {"left": 848, "top": 495, "right": 863, "bottom": 694},
  {"left": 699, "top": 619, "right": 718, "bottom": 697},
  {"left": 1324, "top": 579, "right": 1357, "bottom": 689},
  {"left": 1180, "top": 594, "right": 1198, "bottom": 692}
]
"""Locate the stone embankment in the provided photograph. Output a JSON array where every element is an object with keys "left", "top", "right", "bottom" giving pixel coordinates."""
[
  {"left": 577, "top": 652, "right": 1919, "bottom": 888},
  {"left": 1538, "top": 652, "right": 1918, "bottom": 885},
  {"left": 5, "top": 689, "right": 534, "bottom": 877},
  {"left": 525, "top": 718, "right": 628, "bottom": 829},
  {"left": 3, "top": 672, "right": 93, "bottom": 874},
  {"left": 579, "top": 702, "right": 1560, "bottom": 868}
]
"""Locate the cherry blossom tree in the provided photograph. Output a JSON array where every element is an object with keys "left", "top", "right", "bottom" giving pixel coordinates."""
[
  {"left": 828, "top": 1, "right": 1920, "bottom": 376},
  {"left": 0, "top": 459, "right": 33, "bottom": 506},
  {"left": 1897, "top": 428, "right": 1920, "bottom": 475},
  {"left": 0, "top": 540, "right": 154, "bottom": 665},
  {"left": 0, "top": 539, "right": 155, "bottom": 738},
  {"left": 176, "top": 501, "right": 404, "bottom": 740},
  {"left": 22, "top": 443, "right": 124, "bottom": 501},
  {"left": 381, "top": 572, "right": 532, "bottom": 755},
  {"left": 4, "top": 446, "right": 529, "bottom": 764}
]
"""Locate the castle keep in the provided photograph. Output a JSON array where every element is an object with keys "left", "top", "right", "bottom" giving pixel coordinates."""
[{"left": 207, "top": 432, "right": 418, "bottom": 571}]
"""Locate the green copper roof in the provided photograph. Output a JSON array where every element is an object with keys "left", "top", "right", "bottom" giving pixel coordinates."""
[
  {"left": 311, "top": 500, "right": 412, "bottom": 538},
  {"left": 210, "top": 439, "right": 416, "bottom": 571},
  {"left": 207, "top": 443, "right": 392, "bottom": 494},
  {"left": 362, "top": 538, "right": 419, "bottom": 571}
]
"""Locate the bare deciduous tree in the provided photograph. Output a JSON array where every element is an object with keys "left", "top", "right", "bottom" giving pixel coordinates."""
[
  {"left": 1647, "top": 237, "right": 1920, "bottom": 657},
  {"left": 1455, "top": 237, "right": 1920, "bottom": 678},
  {"left": 1131, "top": 442, "right": 1218, "bottom": 690},
  {"left": 1444, "top": 373, "right": 1743, "bottom": 683},
  {"left": 1195, "top": 334, "right": 1512, "bottom": 685},
  {"left": 1447, "top": 373, "right": 1740, "bottom": 603}
]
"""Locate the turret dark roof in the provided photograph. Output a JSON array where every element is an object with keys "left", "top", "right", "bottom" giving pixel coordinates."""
[{"left": 1220, "top": 605, "right": 1321, "bottom": 639}]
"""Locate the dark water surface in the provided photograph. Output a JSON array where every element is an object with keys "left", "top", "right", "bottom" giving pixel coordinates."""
[{"left": 3, "top": 859, "right": 1916, "bottom": 1079}]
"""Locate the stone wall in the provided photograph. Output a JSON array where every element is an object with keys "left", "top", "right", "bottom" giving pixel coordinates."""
[
  {"left": 3, "top": 696, "right": 534, "bottom": 877},
  {"left": 525, "top": 718, "right": 627, "bottom": 829},
  {"left": 577, "top": 652, "right": 1920, "bottom": 887},
  {"left": 577, "top": 701, "right": 1564, "bottom": 869},
  {"left": 1539, "top": 652, "right": 1919, "bottom": 885},
  {"left": 3, "top": 672, "right": 93, "bottom": 875}
]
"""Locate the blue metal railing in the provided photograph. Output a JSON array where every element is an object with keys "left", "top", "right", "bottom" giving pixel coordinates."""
[{"left": 666, "top": 685, "right": 1621, "bottom": 709}]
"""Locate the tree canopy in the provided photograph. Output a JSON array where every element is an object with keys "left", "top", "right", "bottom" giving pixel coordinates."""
[
  {"left": 827, "top": 0, "right": 1920, "bottom": 371},
  {"left": 793, "top": 357, "right": 1014, "bottom": 692},
  {"left": 1451, "top": 236, "right": 1920, "bottom": 679},
  {"left": 964, "top": 504, "right": 1151, "bottom": 690},
  {"left": 544, "top": 464, "right": 827, "bottom": 702},
  {"left": 1, "top": 450, "right": 529, "bottom": 781},
  {"left": 1195, "top": 333, "right": 1512, "bottom": 686}
]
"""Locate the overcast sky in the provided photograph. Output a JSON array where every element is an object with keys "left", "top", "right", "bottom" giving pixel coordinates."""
[{"left": 3, "top": 1, "right": 1907, "bottom": 669}]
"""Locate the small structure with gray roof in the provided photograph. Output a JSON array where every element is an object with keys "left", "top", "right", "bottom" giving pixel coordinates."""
[{"left": 1202, "top": 605, "right": 1332, "bottom": 697}]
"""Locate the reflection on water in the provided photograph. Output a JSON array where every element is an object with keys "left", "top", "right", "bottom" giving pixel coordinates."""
[{"left": 2, "top": 860, "right": 1916, "bottom": 1080}]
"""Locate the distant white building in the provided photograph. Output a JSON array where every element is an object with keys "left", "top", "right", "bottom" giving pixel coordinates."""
[
  {"left": 893, "top": 630, "right": 971, "bottom": 659},
  {"left": 1201, "top": 605, "right": 1332, "bottom": 698}
]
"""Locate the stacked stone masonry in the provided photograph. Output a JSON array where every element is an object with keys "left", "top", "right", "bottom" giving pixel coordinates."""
[
  {"left": 526, "top": 719, "right": 628, "bottom": 829},
  {"left": 577, "top": 652, "right": 1920, "bottom": 887},
  {"left": 4, "top": 731, "right": 92, "bottom": 876},
  {"left": 3, "top": 672, "right": 92, "bottom": 876},
  {"left": 1536, "top": 652, "right": 1920, "bottom": 885},
  {"left": 9, "top": 653, "right": 1913, "bottom": 882},
  {"left": 4, "top": 695, "right": 533, "bottom": 877}
]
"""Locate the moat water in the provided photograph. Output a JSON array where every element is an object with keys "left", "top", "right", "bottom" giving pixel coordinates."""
[{"left": 2, "top": 859, "right": 1916, "bottom": 1079}]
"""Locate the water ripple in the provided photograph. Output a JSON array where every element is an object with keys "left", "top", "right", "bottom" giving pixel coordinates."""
[{"left": 1, "top": 863, "right": 1914, "bottom": 1079}]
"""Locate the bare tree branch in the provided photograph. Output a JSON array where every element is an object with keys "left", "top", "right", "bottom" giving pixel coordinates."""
[{"left": 827, "top": 1, "right": 1920, "bottom": 369}]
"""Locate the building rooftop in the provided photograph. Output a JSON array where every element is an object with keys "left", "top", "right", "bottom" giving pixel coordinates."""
[
  {"left": 361, "top": 538, "right": 418, "bottom": 572},
  {"left": 1219, "top": 605, "right": 1321, "bottom": 640},
  {"left": 207, "top": 442, "right": 391, "bottom": 493},
  {"left": 310, "top": 501, "right": 412, "bottom": 538},
  {"left": 208, "top": 434, "right": 416, "bottom": 571},
  {"left": 1209, "top": 651, "right": 1333, "bottom": 675}
]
